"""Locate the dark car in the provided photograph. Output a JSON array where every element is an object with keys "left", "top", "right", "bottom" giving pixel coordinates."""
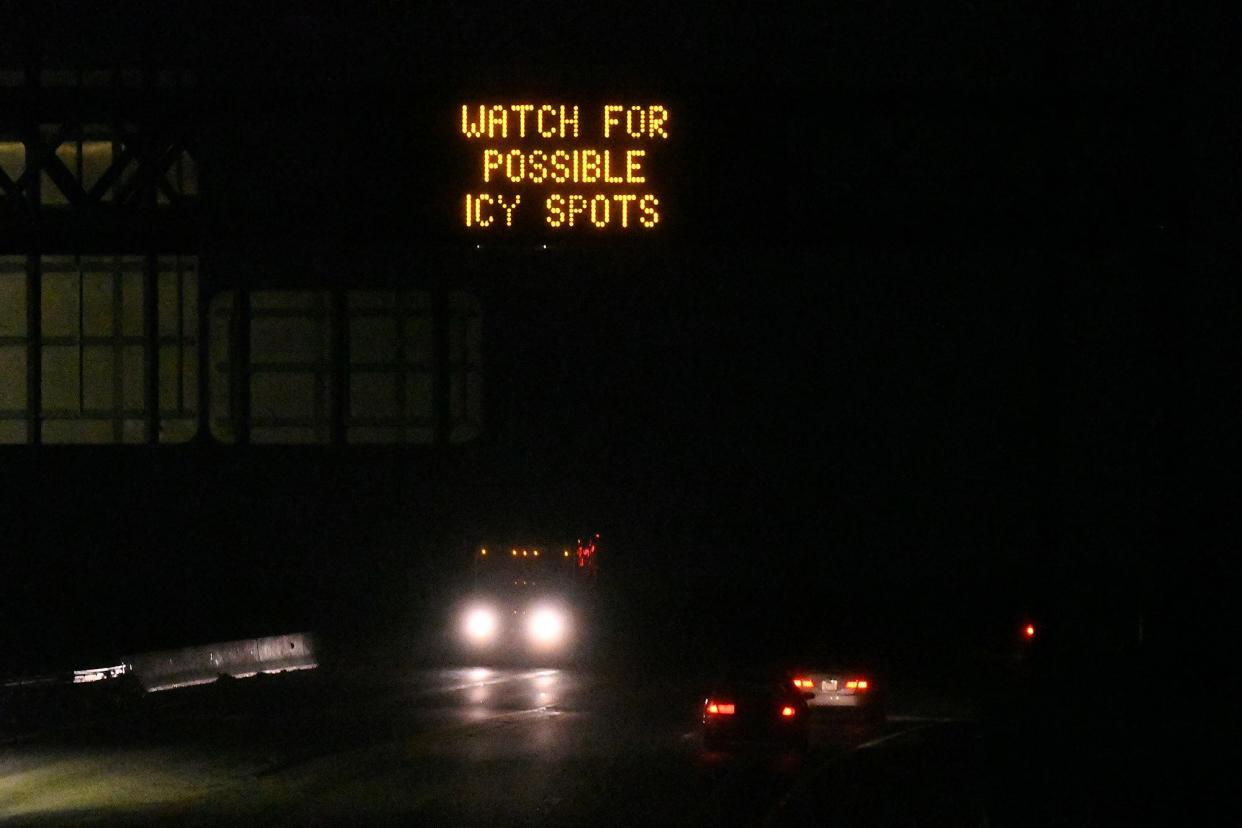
[{"left": 702, "top": 676, "right": 810, "bottom": 751}]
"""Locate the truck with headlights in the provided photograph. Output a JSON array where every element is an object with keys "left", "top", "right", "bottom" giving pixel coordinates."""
[{"left": 455, "top": 534, "right": 598, "bottom": 663}]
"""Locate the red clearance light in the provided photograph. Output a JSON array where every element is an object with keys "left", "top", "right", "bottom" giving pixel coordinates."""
[
  {"left": 706, "top": 701, "right": 735, "bottom": 715},
  {"left": 792, "top": 677, "right": 813, "bottom": 689},
  {"left": 780, "top": 706, "right": 796, "bottom": 717}
]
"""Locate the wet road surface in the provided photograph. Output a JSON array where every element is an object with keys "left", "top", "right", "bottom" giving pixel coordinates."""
[{"left": 0, "top": 665, "right": 931, "bottom": 825}]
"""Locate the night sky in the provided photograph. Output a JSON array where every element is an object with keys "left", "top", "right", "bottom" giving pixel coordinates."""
[{"left": 0, "top": 5, "right": 1212, "bottom": 672}]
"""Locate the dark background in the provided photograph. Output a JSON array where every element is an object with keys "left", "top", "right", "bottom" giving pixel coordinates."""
[{"left": 0, "top": 5, "right": 1213, "bottom": 676}]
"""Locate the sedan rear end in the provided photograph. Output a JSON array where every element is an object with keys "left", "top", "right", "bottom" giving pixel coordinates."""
[
  {"left": 702, "top": 681, "right": 809, "bottom": 750},
  {"left": 788, "top": 669, "right": 885, "bottom": 720}
]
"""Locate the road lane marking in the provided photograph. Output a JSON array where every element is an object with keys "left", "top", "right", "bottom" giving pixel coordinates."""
[
  {"left": 415, "top": 668, "right": 559, "bottom": 696},
  {"left": 856, "top": 722, "right": 937, "bottom": 750}
]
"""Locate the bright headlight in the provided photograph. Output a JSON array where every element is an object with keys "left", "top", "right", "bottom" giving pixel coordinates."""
[
  {"left": 526, "top": 606, "right": 567, "bottom": 648},
  {"left": 462, "top": 605, "right": 499, "bottom": 645}
]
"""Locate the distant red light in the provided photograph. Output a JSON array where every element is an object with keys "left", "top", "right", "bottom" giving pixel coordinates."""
[
  {"left": 1024, "top": 623, "right": 1036, "bottom": 639},
  {"left": 706, "top": 701, "right": 735, "bottom": 715},
  {"left": 576, "top": 536, "right": 597, "bottom": 569},
  {"left": 780, "top": 706, "right": 796, "bottom": 717}
]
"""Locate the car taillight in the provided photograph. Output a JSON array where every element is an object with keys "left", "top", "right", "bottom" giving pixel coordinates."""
[
  {"left": 706, "top": 701, "right": 735, "bottom": 715},
  {"left": 845, "top": 679, "right": 870, "bottom": 691},
  {"left": 792, "top": 677, "right": 813, "bottom": 689},
  {"left": 780, "top": 706, "right": 796, "bottom": 717}
]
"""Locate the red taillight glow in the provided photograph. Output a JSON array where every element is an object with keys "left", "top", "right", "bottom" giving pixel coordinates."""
[
  {"left": 845, "top": 679, "right": 870, "bottom": 691},
  {"left": 780, "top": 706, "right": 796, "bottom": 717},
  {"left": 706, "top": 701, "right": 735, "bottom": 715},
  {"left": 1024, "top": 623, "right": 1036, "bottom": 639},
  {"left": 792, "top": 677, "right": 813, "bottom": 689}
]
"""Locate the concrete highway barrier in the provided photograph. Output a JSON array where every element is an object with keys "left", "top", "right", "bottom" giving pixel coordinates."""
[{"left": 127, "top": 633, "right": 317, "bottom": 692}]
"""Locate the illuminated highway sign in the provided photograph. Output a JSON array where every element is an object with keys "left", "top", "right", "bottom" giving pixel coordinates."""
[{"left": 459, "top": 102, "right": 669, "bottom": 233}]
